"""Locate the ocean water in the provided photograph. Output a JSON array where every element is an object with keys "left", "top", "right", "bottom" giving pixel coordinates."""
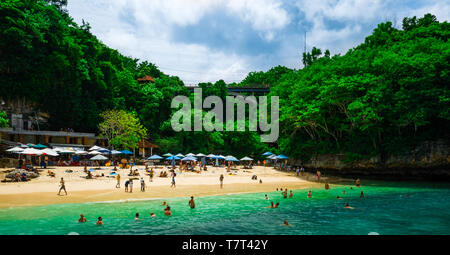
[{"left": 0, "top": 180, "right": 449, "bottom": 235}]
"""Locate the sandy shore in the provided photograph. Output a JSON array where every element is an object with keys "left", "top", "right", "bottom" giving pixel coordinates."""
[{"left": 0, "top": 165, "right": 321, "bottom": 209}]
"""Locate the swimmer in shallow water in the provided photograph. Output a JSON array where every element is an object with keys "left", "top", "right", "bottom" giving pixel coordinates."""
[
  {"left": 135, "top": 213, "right": 140, "bottom": 220},
  {"left": 336, "top": 196, "right": 342, "bottom": 199},
  {"left": 161, "top": 201, "right": 167, "bottom": 206},
  {"left": 289, "top": 190, "right": 293, "bottom": 198},
  {"left": 265, "top": 194, "right": 269, "bottom": 200},
  {"left": 345, "top": 203, "right": 354, "bottom": 209},
  {"left": 325, "top": 182, "right": 330, "bottom": 190},
  {"left": 283, "top": 220, "right": 291, "bottom": 226},
  {"left": 96, "top": 217, "right": 103, "bottom": 225},
  {"left": 360, "top": 191, "right": 364, "bottom": 198},
  {"left": 78, "top": 214, "right": 87, "bottom": 223},
  {"left": 307, "top": 190, "right": 312, "bottom": 198},
  {"left": 150, "top": 212, "right": 156, "bottom": 217}
]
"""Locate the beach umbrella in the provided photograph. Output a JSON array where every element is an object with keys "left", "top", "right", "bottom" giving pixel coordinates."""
[
  {"left": 196, "top": 153, "right": 206, "bottom": 157},
  {"left": 225, "top": 156, "right": 239, "bottom": 162},
  {"left": 120, "top": 150, "right": 133, "bottom": 155},
  {"left": 185, "top": 153, "right": 195, "bottom": 157},
  {"left": 181, "top": 156, "right": 197, "bottom": 162},
  {"left": 88, "top": 145, "right": 102, "bottom": 151},
  {"left": 206, "top": 154, "right": 216, "bottom": 158},
  {"left": 262, "top": 151, "right": 273, "bottom": 156},
  {"left": 89, "top": 155, "right": 108, "bottom": 161},
  {"left": 110, "top": 150, "right": 122, "bottom": 155},
  {"left": 147, "top": 154, "right": 163, "bottom": 160},
  {"left": 75, "top": 150, "right": 88, "bottom": 155},
  {"left": 88, "top": 150, "right": 101, "bottom": 155},
  {"left": 98, "top": 148, "right": 110, "bottom": 154},
  {"left": 6, "top": 146, "right": 24, "bottom": 153},
  {"left": 18, "top": 143, "right": 28, "bottom": 148},
  {"left": 166, "top": 155, "right": 181, "bottom": 160},
  {"left": 58, "top": 149, "right": 75, "bottom": 154},
  {"left": 34, "top": 144, "right": 47, "bottom": 149},
  {"left": 175, "top": 153, "right": 184, "bottom": 157},
  {"left": 40, "top": 148, "right": 59, "bottom": 157},
  {"left": 163, "top": 153, "right": 173, "bottom": 157},
  {"left": 20, "top": 148, "right": 43, "bottom": 155},
  {"left": 276, "top": 154, "right": 289, "bottom": 159},
  {"left": 240, "top": 156, "right": 253, "bottom": 161}
]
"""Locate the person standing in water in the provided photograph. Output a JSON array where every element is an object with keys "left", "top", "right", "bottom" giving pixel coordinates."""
[
  {"left": 282, "top": 189, "right": 288, "bottom": 198},
  {"left": 289, "top": 190, "right": 293, "bottom": 198},
  {"left": 58, "top": 177, "right": 67, "bottom": 196},
  {"left": 325, "top": 182, "right": 330, "bottom": 190},
  {"left": 135, "top": 213, "right": 140, "bottom": 220},
  {"left": 189, "top": 196, "right": 195, "bottom": 209},
  {"left": 360, "top": 191, "right": 364, "bottom": 198},
  {"left": 219, "top": 174, "right": 224, "bottom": 188},
  {"left": 307, "top": 190, "right": 312, "bottom": 198},
  {"left": 78, "top": 214, "right": 87, "bottom": 223},
  {"left": 96, "top": 217, "right": 103, "bottom": 225},
  {"left": 283, "top": 220, "right": 291, "bottom": 226},
  {"left": 116, "top": 173, "right": 121, "bottom": 188}
]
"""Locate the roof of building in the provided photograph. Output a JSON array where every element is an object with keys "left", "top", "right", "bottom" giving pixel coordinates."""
[{"left": 137, "top": 75, "right": 155, "bottom": 83}]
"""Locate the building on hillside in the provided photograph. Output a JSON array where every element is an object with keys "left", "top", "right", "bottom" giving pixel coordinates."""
[
  {"left": 138, "top": 139, "right": 159, "bottom": 157},
  {"left": 137, "top": 75, "right": 155, "bottom": 84}
]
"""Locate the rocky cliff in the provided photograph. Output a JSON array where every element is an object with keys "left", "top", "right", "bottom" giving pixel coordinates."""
[{"left": 295, "top": 140, "right": 450, "bottom": 180}]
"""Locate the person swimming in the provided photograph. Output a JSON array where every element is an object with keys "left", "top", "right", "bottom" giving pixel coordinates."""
[
  {"left": 161, "top": 201, "right": 167, "bottom": 206},
  {"left": 135, "top": 213, "right": 140, "bottom": 220},
  {"left": 265, "top": 194, "right": 269, "bottom": 200},
  {"left": 274, "top": 202, "right": 279, "bottom": 208},
  {"left": 283, "top": 220, "right": 291, "bottom": 226},
  {"left": 266, "top": 201, "right": 274, "bottom": 208},
  {"left": 164, "top": 206, "right": 172, "bottom": 216},
  {"left": 336, "top": 196, "right": 342, "bottom": 199},
  {"left": 78, "top": 214, "right": 87, "bottom": 223},
  {"left": 325, "top": 182, "right": 330, "bottom": 190},
  {"left": 150, "top": 212, "right": 156, "bottom": 217},
  {"left": 360, "top": 191, "right": 364, "bottom": 198},
  {"left": 345, "top": 203, "right": 354, "bottom": 209},
  {"left": 307, "top": 190, "right": 312, "bottom": 198},
  {"left": 289, "top": 190, "right": 293, "bottom": 198},
  {"left": 96, "top": 217, "right": 103, "bottom": 225}
]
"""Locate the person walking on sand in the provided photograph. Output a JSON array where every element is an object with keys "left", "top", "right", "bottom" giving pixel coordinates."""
[
  {"left": 189, "top": 196, "right": 195, "bottom": 209},
  {"left": 296, "top": 167, "right": 300, "bottom": 176},
  {"left": 171, "top": 172, "right": 176, "bottom": 188},
  {"left": 58, "top": 177, "right": 67, "bottom": 196},
  {"left": 116, "top": 173, "right": 121, "bottom": 188},
  {"left": 129, "top": 179, "right": 133, "bottom": 193},
  {"left": 140, "top": 177, "right": 146, "bottom": 192},
  {"left": 316, "top": 170, "right": 321, "bottom": 182},
  {"left": 219, "top": 174, "right": 224, "bottom": 188},
  {"left": 124, "top": 179, "right": 129, "bottom": 192},
  {"left": 149, "top": 168, "right": 154, "bottom": 182}
]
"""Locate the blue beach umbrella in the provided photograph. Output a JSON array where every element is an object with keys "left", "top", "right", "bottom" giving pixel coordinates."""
[
  {"left": 166, "top": 155, "right": 181, "bottom": 160},
  {"left": 175, "top": 153, "right": 184, "bottom": 157},
  {"left": 120, "top": 150, "right": 133, "bottom": 155},
  {"left": 225, "top": 156, "right": 239, "bottom": 162},
  {"left": 147, "top": 154, "right": 163, "bottom": 160},
  {"left": 34, "top": 144, "right": 47, "bottom": 149},
  {"left": 262, "top": 151, "right": 273, "bottom": 156},
  {"left": 181, "top": 156, "right": 197, "bottom": 161},
  {"left": 276, "top": 154, "right": 289, "bottom": 159}
]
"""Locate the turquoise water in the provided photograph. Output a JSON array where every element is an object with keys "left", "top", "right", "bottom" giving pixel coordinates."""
[{"left": 0, "top": 180, "right": 449, "bottom": 235}]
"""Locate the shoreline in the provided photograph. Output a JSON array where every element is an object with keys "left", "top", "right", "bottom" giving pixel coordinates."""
[{"left": 0, "top": 166, "right": 322, "bottom": 209}]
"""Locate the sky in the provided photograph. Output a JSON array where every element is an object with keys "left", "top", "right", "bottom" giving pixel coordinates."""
[{"left": 66, "top": 0, "right": 450, "bottom": 85}]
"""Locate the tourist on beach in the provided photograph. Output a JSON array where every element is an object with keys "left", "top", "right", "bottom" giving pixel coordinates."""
[
  {"left": 78, "top": 214, "right": 87, "bottom": 223},
  {"left": 316, "top": 171, "right": 321, "bottom": 182},
  {"left": 219, "top": 174, "right": 224, "bottom": 188},
  {"left": 171, "top": 173, "right": 176, "bottom": 188},
  {"left": 140, "top": 177, "right": 146, "bottom": 192},
  {"left": 189, "top": 196, "right": 195, "bottom": 209},
  {"left": 129, "top": 179, "right": 133, "bottom": 193},
  {"left": 96, "top": 217, "right": 103, "bottom": 225},
  {"left": 289, "top": 190, "right": 293, "bottom": 198},
  {"left": 116, "top": 173, "right": 121, "bottom": 188},
  {"left": 135, "top": 213, "right": 140, "bottom": 220},
  {"left": 283, "top": 220, "right": 291, "bottom": 226},
  {"left": 360, "top": 191, "right": 364, "bottom": 198},
  {"left": 164, "top": 205, "right": 172, "bottom": 216},
  {"left": 259, "top": 179, "right": 263, "bottom": 184},
  {"left": 124, "top": 179, "right": 129, "bottom": 192},
  {"left": 300, "top": 166, "right": 305, "bottom": 176},
  {"left": 325, "top": 182, "right": 330, "bottom": 190},
  {"left": 58, "top": 177, "right": 67, "bottom": 196},
  {"left": 356, "top": 178, "right": 361, "bottom": 187},
  {"left": 149, "top": 168, "right": 154, "bottom": 182},
  {"left": 307, "top": 190, "right": 312, "bottom": 198},
  {"left": 296, "top": 167, "right": 300, "bottom": 176}
]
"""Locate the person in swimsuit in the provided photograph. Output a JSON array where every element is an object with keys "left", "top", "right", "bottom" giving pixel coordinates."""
[
  {"left": 140, "top": 178, "right": 146, "bottom": 192},
  {"left": 360, "top": 191, "right": 364, "bottom": 198},
  {"left": 164, "top": 206, "right": 172, "bottom": 216},
  {"left": 129, "top": 179, "right": 133, "bottom": 193},
  {"left": 345, "top": 203, "right": 354, "bottom": 209},
  {"left": 58, "top": 177, "right": 67, "bottom": 195},
  {"left": 325, "top": 182, "right": 330, "bottom": 190},
  {"left": 78, "top": 214, "right": 87, "bottom": 223},
  {"left": 124, "top": 179, "right": 129, "bottom": 192},
  {"left": 116, "top": 173, "right": 121, "bottom": 188},
  {"left": 355, "top": 178, "right": 361, "bottom": 187},
  {"left": 96, "top": 217, "right": 103, "bottom": 225},
  {"left": 135, "top": 213, "right": 140, "bottom": 220},
  {"left": 265, "top": 194, "right": 269, "bottom": 200},
  {"left": 150, "top": 212, "right": 156, "bottom": 217},
  {"left": 274, "top": 202, "right": 279, "bottom": 208},
  {"left": 189, "top": 196, "right": 196, "bottom": 209},
  {"left": 283, "top": 220, "right": 291, "bottom": 226},
  {"left": 307, "top": 190, "right": 312, "bottom": 198},
  {"left": 219, "top": 174, "right": 224, "bottom": 188},
  {"left": 289, "top": 190, "right": 293, "bottom": 198},
  {"left": 266, "top": 201, "right": 274, "bottom": 208}
]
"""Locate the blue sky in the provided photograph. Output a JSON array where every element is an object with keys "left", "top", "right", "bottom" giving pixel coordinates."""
[{"left": 67, "top": 0, "right": 450, "bottom": 85}]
